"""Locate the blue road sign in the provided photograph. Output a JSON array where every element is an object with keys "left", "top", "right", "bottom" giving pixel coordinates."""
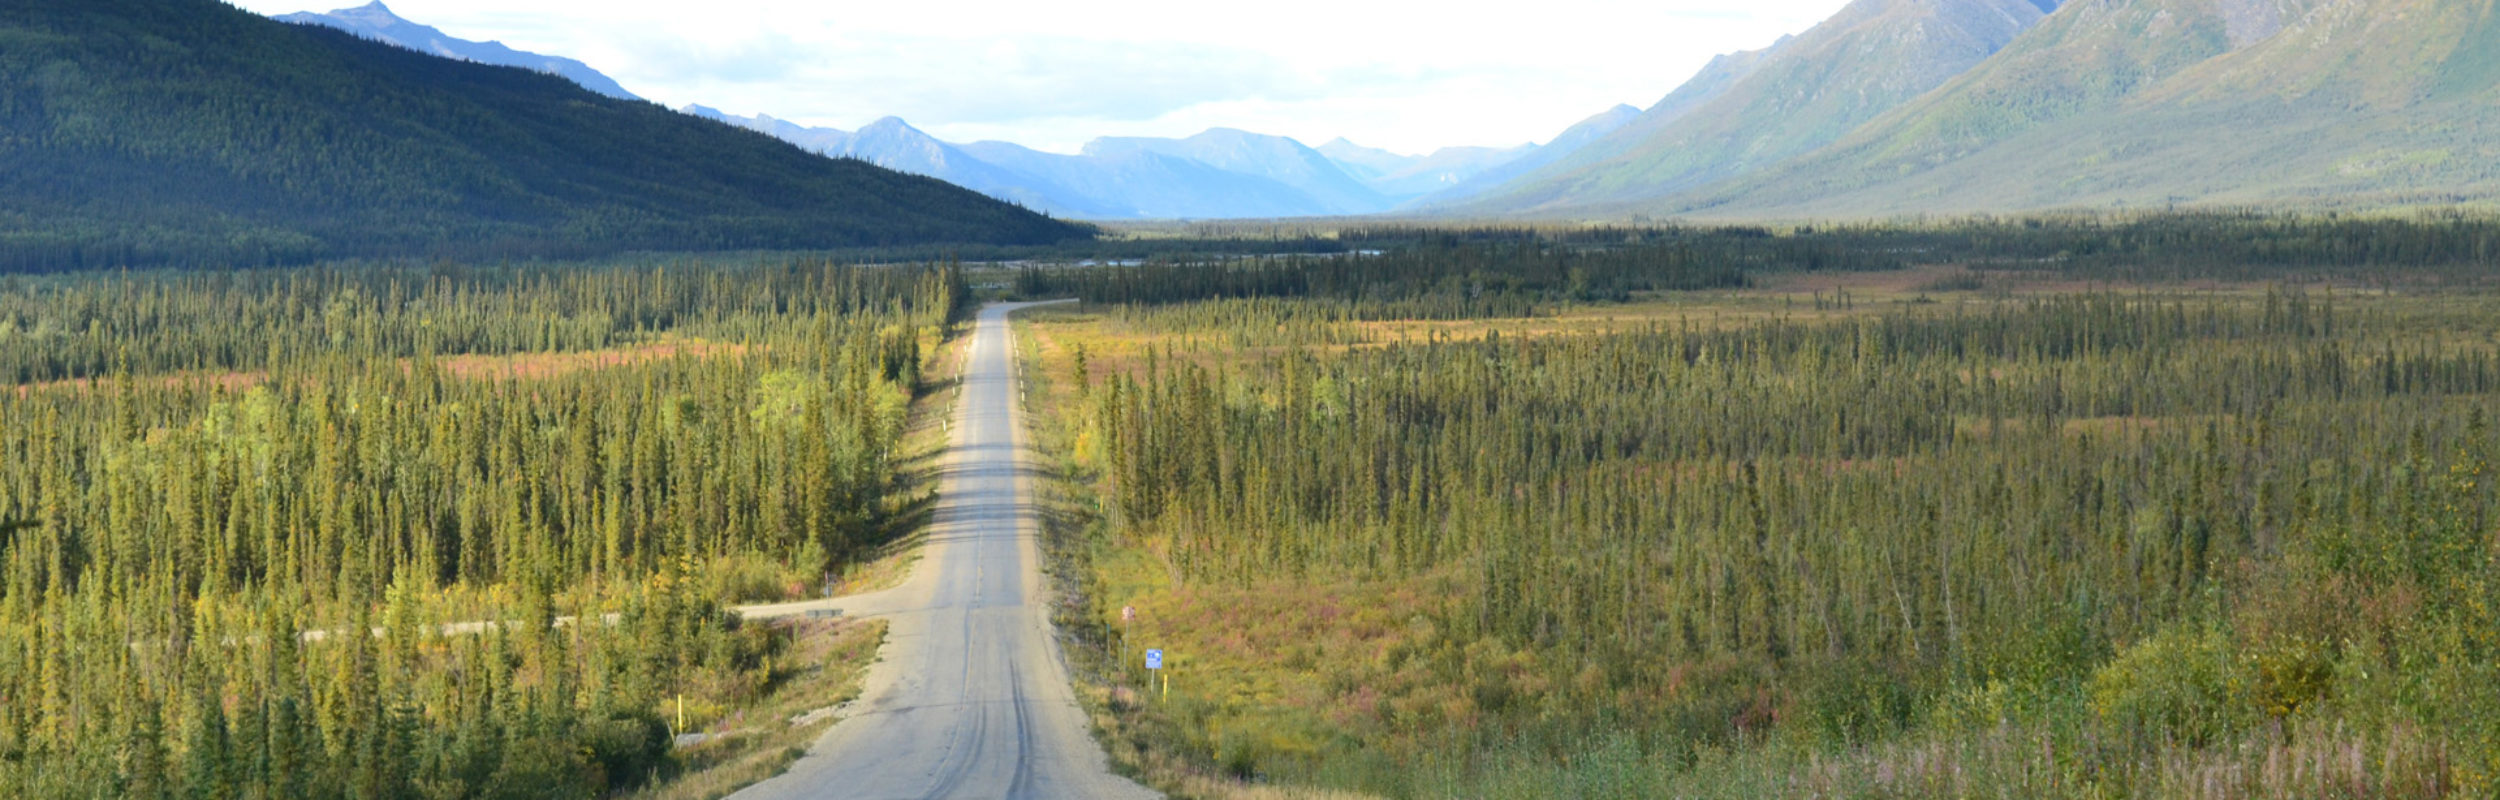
[{"left": 1145, "top": 649, "right": 1163, "bottom": 670}]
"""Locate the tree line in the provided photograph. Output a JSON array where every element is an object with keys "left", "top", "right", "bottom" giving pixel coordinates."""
[
  {"left": 1014, "top": 239, "right": 1764, "bottom": 318},
  {"left": 1016, "top": 212, "right": 2500, "bottom": 317}
]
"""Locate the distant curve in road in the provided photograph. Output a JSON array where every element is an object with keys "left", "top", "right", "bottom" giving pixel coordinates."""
[{"left": 730, "top": 302, "right": 1157, "bottom": 800}]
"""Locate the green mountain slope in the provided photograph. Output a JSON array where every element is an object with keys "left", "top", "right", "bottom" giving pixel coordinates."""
[
  {"left": 1468, "top": 0, "right": 2052, "bottom": 213},
  {"left": 0, "top": 0, "right": 1089, "bottom": 269},
  {"left": 1679, "top": 0, "right": 2500, "bottom": 216},
  {"left": 1533, "top": 41, "right": 1789, "bottom": 183}
]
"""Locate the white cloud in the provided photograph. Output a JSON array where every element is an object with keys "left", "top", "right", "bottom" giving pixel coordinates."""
[{"left": 233, "top": 0, "right": 1853, "bottom": 154}]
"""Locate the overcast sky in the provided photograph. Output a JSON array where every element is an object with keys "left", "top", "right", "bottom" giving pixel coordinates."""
[{"left": 229, "top": 0, "right": 1850, "bottom": 156}]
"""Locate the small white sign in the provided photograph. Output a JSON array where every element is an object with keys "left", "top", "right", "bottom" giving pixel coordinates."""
[
  {"left": 1122, "top": 605, "right": 1136, "bottom": 623},
  {"left": 1144, "top": 649, "right": 1163, "bottom": 670}
]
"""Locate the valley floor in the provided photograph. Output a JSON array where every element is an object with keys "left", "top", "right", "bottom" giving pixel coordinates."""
[{"left": 1010, "top": 271, "right": 2500, "bottom": 799}]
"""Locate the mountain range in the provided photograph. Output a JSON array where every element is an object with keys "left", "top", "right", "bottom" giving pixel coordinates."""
[
  {"left": 1467, "top": 0, "right": 2500, "bottom": 218},
  {"left": 1319, "top": 139, "right": 1542, "bottom": 200},
  {"left": 1398, "top": 105, "right": 1640, "bottom": 209},
  {"left": 1465, "top": 0, "right": 2056, "bottom": 213},
  {"left": 1674, "top": 0, "right": 2500, "bottom": 216},
  {"left": 0, "top": 0, "right": 1086, "bottom": 268},
  {"left": 257, "top": 0, "right": 2500, "bottom": 225},
  {"left": 685, "top": 106, "right": 1633, "bottom": 219},
  {"left": 258, "top": 3, "right": 1654, "bottom": 221}
]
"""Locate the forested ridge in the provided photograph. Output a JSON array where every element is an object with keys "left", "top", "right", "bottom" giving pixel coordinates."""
[
  {"left": 1033, "top": 268, "right": 2500, "bottom": 795},
  {"left": 0, "top": 0, "right": 1091, "bottom": 270},
  {"left": 0, "top": 261, "right": 964, "bottom": 797}
]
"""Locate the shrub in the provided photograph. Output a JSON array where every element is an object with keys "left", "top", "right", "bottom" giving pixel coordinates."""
[
  {"left": 2089, "top": 624, "right": 2240, "bottom": 746},
  {"left": 580, "top": 712, "right": 673, "bottom": 791},
  {"left": 487, "top": 736, "right": 602, "bottom": 800}
]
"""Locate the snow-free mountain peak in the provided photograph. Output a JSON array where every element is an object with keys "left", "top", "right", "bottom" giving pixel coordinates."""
[
  {"left": 275, "top": 1, "right": 641, "bottom": 100},
  {"left": 1083, "top": 129, "right": 1389, "bottom": 214},
  {"left": 1672, "top": 0, "right": 2500, "bottom": 216},
  {"left": 1316, "top": 138, "right": 1422, "bottom": 181},
  {"left": 263, "top": 3, "right": 1659, "bottom": 221},
  {"left": 1463, "top": 0, "right": 2052, "bottom": 213}
]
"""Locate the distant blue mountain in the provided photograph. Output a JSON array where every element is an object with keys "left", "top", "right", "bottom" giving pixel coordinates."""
[
  {"left": 1083, "top": 129, "right": 1390, "bottom": 215},
  {"left": 1364, "top": 143, "right": 1539, "bottom": 200},
  {"left": 693, "top": 108, "right": 1644, "bottom": 220},
  {"left": 682, "top": 105, "right": 847, "bottom": 152},
  {"left": 274, "top": 2, "right": 640, "bottom": 100},
  {"left": 957, "top": 141, "right": 1323, "bottom": 220},
  {"left": 1314, "top": 139, "right": 1419, "bottom": 182},
  {"left": 684, "top": 107, "right": 1111, "bottom": 217},
  {"left": 1403, "top": 104, "right": 1643, "bottom": 208},
  {"left": 276, "top": 4, "right": 1621, "bottom": 220},
  {"left": 1313, "top": 107, "right": 1646, "bottom": 208},
  {"left": 691, "top": 107, "right": 1375, "bottom": 219}
]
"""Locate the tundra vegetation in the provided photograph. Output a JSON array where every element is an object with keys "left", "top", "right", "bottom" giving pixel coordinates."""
[{"left": 1016, "top": 215, "right": 2500, "bottom": 798}]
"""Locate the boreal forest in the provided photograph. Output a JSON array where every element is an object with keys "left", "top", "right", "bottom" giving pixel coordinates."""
[
  {"left": 1010, "top": 217, "right": 2500, "bottom": 798},
  {"left": 10, "top": 0, "right": 2500, "bottom": 795},
  {"left": 0, "top": 262, "right": 960, "bottom": 797}
]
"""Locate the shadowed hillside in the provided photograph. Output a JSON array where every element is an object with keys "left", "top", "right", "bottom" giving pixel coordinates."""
[{"left": 0, "top": 0, "right": 1091, "bottom": 270}]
